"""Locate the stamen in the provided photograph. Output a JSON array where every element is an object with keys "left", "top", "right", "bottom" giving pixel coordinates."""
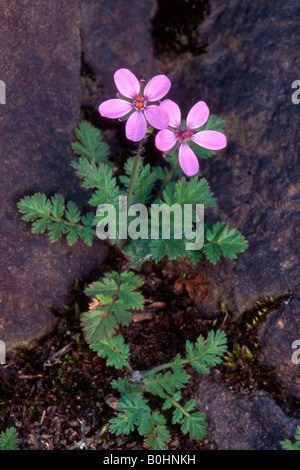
[
  {"left": 133, "top": 95, "right": 145, "bottom": 109},
  {"left": 176, "top": 128, "right": 193, "bottom": 142}
]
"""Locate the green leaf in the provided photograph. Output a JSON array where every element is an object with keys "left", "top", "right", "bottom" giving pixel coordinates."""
[
  {"left": 90, "top": 335, "right": 130, "bottom": 369},
  {"left": 162, "top": 177, "right": 216, "bottom": 207},
  {"left": 48, "top": 221, "right": 66, "bottom": 242},
  {"left": 172, "top": 407, "right": 183, "bottom": 424},
  {"left": 144, "top": 369, "right": 190, "bottom": 398},
  {"left": 141, "top": 412, "right": 171, "bottom": 450},
  {"left": 32, "top": 216, "right": 51, "bottom": 234},
  {"left": 162, "top": 391, "right": 182, "bottom": 411},
  {"left": 51, "top": 194, "right": 65, "bottom": 218},
  {"left": 149, "top": 238, "right": 187, "bottom": 263},
  {"left": 204, "top": 222, "right": 248, "bottom": 264},
  {"left": 82, "top": 271, "right": 144, "bottom": 344},
  {"left": 142, "top": 177, "right": 216, "bottom": 265},
  {"left": 0, "top": 427, "right": 19, "bottom": 450},
  {"left": 17, "top": 192, "right": 51, "bottom": 221},
  {"left": 202, "top": 114, "right": 226, "bottom": 133},
  {"left": 80, "top": 212, "right": 95, "bottom": 246},
  {"left": 186, "top": 330, "right": 227, "bottom": 373},
  {"left": 18, "top": 193, "right": 95, "bottom": 246},
  {"left": 71, "top": 159, "right": 120, "bottom": 207},
  {"left": 109, "top": 395, "right": 150, "bottom": 436},
  {"left": 65, "top": 201, "right": 81, "bottom": 224},
  {"left": 82, "top": 308, "right": 117, "bottom": 342},
  {"left": 111, "top": 377, "right": 143, "bottom": 395},
  {"left": 65, "top": 225, "right": 80, "bottom": 245},
  {"left": 181, "top": 411, "right": 207, "bottom": 440},
  {"left": 202, "top": 242, "right": 220, "bottom": 265},
  {"left": 119, "top": 157, "right": 158, "bottom": 205},
  {"left": 71, "top": 121, "right": 110, "bottom": 163},
  {"left": 154, "top": 151, "right": 183, "bottom": 182}
]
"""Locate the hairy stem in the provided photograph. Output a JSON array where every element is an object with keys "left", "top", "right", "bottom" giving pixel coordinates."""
[
  {"left": 127, "top": 137, "right": 146, "bottom": 210},
  {"left": 142, "top": 355, "right": 203, "bottom": 378},
  {"left": 169, "top": 396, "right": 190, "bottom": 417}
]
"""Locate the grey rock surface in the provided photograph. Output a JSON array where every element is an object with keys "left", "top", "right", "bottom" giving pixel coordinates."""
[
  {"left": 197, "top": 374, "right": 300, "bottom": 450},
  {"left": 258, "top": 296, "right": 300, "bottom": 400},
  {"left": 0, "top": 1, "right": 108, "bottom": 349}
]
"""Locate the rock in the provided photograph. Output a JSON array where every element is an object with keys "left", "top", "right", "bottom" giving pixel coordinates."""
[
  {"left": 80, "top": 0, "right": 157, "bottom": 105},
  {"left": 197, "top": 374, "right": 300, "bottom": 450},
  {"left": 167, "top": 0, "right": 300, "bottom": 315},
  {"left": 258, "top": 296, "right": 300, "bottom": 400},
  {"left": 79, "top": 0, "right": 300, "bottom": 316},
  {"left": 0, "top": 1, "right": 108, "bottom": 349}
]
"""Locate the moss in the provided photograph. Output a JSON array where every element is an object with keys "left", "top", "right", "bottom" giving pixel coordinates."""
[{"left": 220, "top": 294, "right": 289, "bottom": 395}]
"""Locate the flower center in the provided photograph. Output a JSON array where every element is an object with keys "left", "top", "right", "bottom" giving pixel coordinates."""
[
  {"left": 176, "top": 128, "right": 193, "bottom": 142},
  {"left": 133, "top": 95, "right": 145, "bottom": 110}
]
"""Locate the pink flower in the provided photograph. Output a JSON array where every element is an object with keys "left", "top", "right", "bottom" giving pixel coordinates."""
[
  {"left": 155, "top": 100, "right": 227, "bottom": 177},
  {"left": 99, "top": 68, "right": 171, "bottom": 142}
]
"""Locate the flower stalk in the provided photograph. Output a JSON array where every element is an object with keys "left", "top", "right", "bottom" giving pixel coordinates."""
[{"left": 127, "top": 136, "right": 146, "bottom": 210}]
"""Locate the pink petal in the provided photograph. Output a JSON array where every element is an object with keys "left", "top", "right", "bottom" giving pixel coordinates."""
[
  {"left": 159, "top": 99, "right": 181, "bottom": 129},
  {"left": 144, "top": 75, "right": 171, "bottom": 101},
  {"left": 191, "top": 130, "right": 227, "bottom": 150},
  {"left": 125, "top": 111, "right": 147, "bottom": 142},
  {"left": 178, "top": 143, "right": 199, "bottom": 177},
  {"left": 186, "top": 101, "right": 209, "bottom": 129},
  {"left": 99, "top": 99, "right": 133, "bottom": 119},
  {"left": 155, "top": 129, "right": 177, "bottom": 152},
  {"left": 144, "top": 105, "right": 169, "bottom": 130},
  {"left": 114, "top": 68, "right": 140, "bottom": 99}
]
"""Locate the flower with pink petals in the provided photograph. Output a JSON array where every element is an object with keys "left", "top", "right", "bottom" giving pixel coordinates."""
[
  {"left": 155, "top": 100, "right": 227, "bottom": 177},
  {"left": 99, "top": 68, "right": 171, "bottom": 142}
]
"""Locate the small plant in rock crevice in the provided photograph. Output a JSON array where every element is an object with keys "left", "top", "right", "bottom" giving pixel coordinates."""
[{"left": 18, "top": 68, "right": 247, "bottom": 449}]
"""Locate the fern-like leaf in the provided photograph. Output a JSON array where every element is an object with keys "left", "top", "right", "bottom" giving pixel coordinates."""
[
  {"left": 81, "top": 271, "right": 144, "bottom": 344},
  {"left": 71, "top": 121, "right": 110, "bottom": 163},
  {"left": 109, "top": 395, "right": 150, "bottom": 436},
  {"left": 111, "top": 377, "right": 143, "bottom": 395},
  {"left": 90, "top": 335, "right": 130, "bottom": 369},
  {"left": 162, "top": 177, "right": 216, "bottom": 207},
  {"left": 17, "top": 193, "right": 95, "bottom": 246},
  {"left": 181, "top": 411, "right": 207, "bottom": 441},
  {"left": 119, "top": 157, "right": 157, "bottom": 205},
  {"left": 140, "top": 412, "right": 171, "bottom": 450},
  {"left": 144, "top": 369, "right": 190, "bottom": 398},
  {"left": 186, "top": 330, "right": 227, "bottom": 373},
  {"left": 203, "top": 222, "right": 248, "bottom": 264},
  {"left": 0, "top": 427, "right": 19, "bottom": 450},
  {"left": 71, "top": 160, "right": 121, "bottom": 209}
]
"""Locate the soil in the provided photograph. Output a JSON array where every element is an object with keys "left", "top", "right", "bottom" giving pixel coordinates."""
[{"left": 0, "top": 252, "right": 298, "bottom": 450}]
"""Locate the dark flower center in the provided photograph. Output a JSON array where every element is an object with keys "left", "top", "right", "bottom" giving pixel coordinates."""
[
  {"left": 133, "top": 95, "right": 145, "bottom": 109},
  {"left": 176, "top": 128, "right": 193, "bottom": 142}
]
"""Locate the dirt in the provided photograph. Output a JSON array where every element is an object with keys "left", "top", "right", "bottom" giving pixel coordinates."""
[{"left": 0, "top": 253, "right": 299, "bottom": 450}]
